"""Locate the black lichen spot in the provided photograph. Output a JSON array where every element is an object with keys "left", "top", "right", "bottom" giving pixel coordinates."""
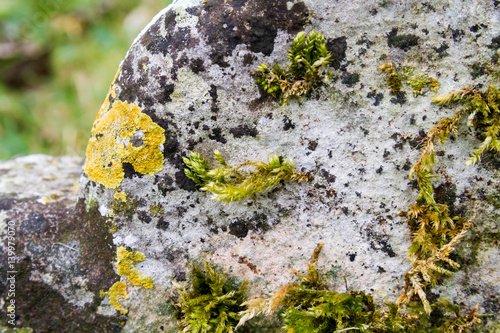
[
  {"left": 319, "top": 169, "right": 336, "bottom": 183},
  {"left": 208, "top": 85, "right": 219, "bottom": 113},
  {"left": 162, "top": 82, "right": 176, "bottom": 103},
  {"left": 198, "top": 0, "right": 310, "bottom": 66},
  {"left": 175, "top": 170, "right": 198, "bottom": 191},
  {"left": 488, "top": 34, "right": 500, "bottom": 49},
  {"left": 229, "top": 124, "right": 259, "bottom": 138},
  {"left": 137, "top": 211, "right": 152, "bottom": 224},
  {"left": 326, "top": 36, "right": 347, "bottom": 70},
  {"left": 208, "top": 128, "right": 227, "bottom": 143},
  {"left": 390, "top": 91, "right": 407, "bottom": 105},
  {"left": 283, "top": 115, "right": 296, "bottom": 131},
  {"left": 369, "top": 8, "right": 378, "bottom": 16},
  {"left": 367, "top": 91, "right": 384, "bottom": 106},
  {"left": 122, "top": 162, "right": 143, "bottom": 179},
  {"left": 155, "top": 173, "right": 175, "bottom": 196},
  {"left": 356, "top": 33, "right": 373, "bottom": 48},
  {"left": 243, "top": 53, "right": 257, "bottom": 66},
  {"left": 433, "top": 43, "right": 449, "bottom": 58},
  {"left": 471, "top": 62, "right": 486, "bottom": 79},
  {"left": 189, "top": 58, "right": 206, "bottom": 74},
  {"left": 402, "top": 159, "right": 412, "bottom": 171},
  {"left": 156, "top": 217, "right": 170, "bottom": 230},
  {"left": 341, "top": 72, "right": 360, "bottom": 87},
  {"left": 387, "top": 27, "right": 419, "bottom": 51},
  {"left": 376, "top": 166, "right": 383, "bottom": 174},
  {"left": 347, "top": 252, "right": 357, "bottom": 262},
  {"left": 409, "top": 114, "right": 416, "bottom": 125},
  {"left": 451, "top": 29, "right": 465, "bottom": 42},
  {"left": 371, "top": 237, "right": 396, "bottom": 258},
  {"left": 421, "top": 2, "right": 436, "bottom": 12},
  {"left": 360, "top": 127, "right": 369, "bottom": 136},
  {"left": 228, "top": 213, "right": 270, "bottom": 238},
  {"left": 305, "top": 139, "right": 318, "bottom": 151}
]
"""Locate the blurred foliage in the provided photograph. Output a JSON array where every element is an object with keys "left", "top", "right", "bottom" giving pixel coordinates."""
[{"left": 0, "top": 0, "right": 172, "bottom": 160}]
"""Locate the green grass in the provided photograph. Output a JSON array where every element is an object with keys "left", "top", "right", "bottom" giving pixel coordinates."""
[{"left": 0, "top": 0, "right": 172, "bottom": 160}]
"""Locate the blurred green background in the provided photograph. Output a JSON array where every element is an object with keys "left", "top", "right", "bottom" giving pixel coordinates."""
[{"left": 0, "top": 0, "right": 173, "bottom": 160}]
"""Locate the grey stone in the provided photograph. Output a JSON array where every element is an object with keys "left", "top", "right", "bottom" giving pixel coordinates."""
[{"left": 1, "top": 0, "right": 500, "bottom": 331}]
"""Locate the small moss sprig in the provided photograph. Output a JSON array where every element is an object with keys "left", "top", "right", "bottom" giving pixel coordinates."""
[
  {"left": 170, "top": 261, "right": 248, "bottom": 333},
  {"left": 183, "top": 150, "right": 309, "bottom": 202},
  {"left": 432, "top": 85, "right": 500, "bottom": 165},
  {"left": 255, "top": 30, "right": 332, "bottom": 104}
]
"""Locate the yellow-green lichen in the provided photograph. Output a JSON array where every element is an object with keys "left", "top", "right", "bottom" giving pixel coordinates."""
[
  {"left": 101, "top": 281, "right": 129, "bottom": 314},
  {"left": 101, "top": 247, "right": 154, "bottom": 314},
  {"left": 148, "top": 204, "right": 164, "bottom": 217},
  {"left": 84, "top": 95, "right": 166, "bottom": 189},
  {"left": 116, "top": 246, "right": 154, "bottom": 288}
]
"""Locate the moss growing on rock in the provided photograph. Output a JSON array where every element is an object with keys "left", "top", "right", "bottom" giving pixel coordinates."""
[
  {"left": 254, "top": 30, "right": 331, "bottom": 104},
  {"left": 183, "top": 150, "right": 309, "bottom": 202},
  {"left": 170, "top": 261, "right": 248, "bottom": 333}
]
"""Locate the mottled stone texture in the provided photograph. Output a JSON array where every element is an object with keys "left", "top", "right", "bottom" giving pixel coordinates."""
[{"left": 2, "top": 0, "right": 500, "bottom": 331}]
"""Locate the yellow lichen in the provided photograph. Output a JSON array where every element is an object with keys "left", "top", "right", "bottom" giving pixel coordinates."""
[
  {"left": 101, "top": 280, "right": 129, "bottom": 314},
  {"left": 114, "top": 191, "right": 127, "bottom": 202},
  {"left": 115, "top": 246, "right": 154, "bottom": 289},
  {"left": 84, "top": 95, "right": 166, "bottom": 189}
]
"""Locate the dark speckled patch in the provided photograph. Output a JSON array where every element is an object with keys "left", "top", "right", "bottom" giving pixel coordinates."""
[
  {"left": 198, "top": 0, "right": 310, "bottom": 67},
  {"left": 387, "top": 27, "right": 419, "bottom": 51}
]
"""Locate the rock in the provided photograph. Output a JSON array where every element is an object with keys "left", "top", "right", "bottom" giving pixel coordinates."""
[{"left": 2, "top": 0, "right": 500, "bottom": 331}]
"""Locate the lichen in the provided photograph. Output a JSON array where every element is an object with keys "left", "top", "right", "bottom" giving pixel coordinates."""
[
  {"left": 100, "top": 247, "right": 154, "bottom": 315},
  {"left": 115, "top": 246, "right": 154, "bottom": 288},
  {"left": 379, "top": 62, "right": 440, "bottom": 96},
  {"left": 84, "top": 91, "right": 166, "bottom": 189},
  {"left": 101, "top": 281, "right": 129, "bottom": 315},
  {"left": 183, "top": 150, "right": 309, "bottom": 202}
]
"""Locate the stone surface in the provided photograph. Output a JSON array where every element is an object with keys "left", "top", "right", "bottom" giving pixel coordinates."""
[{"left": 1, "top": 0, "right": 500, "bottom": 331}]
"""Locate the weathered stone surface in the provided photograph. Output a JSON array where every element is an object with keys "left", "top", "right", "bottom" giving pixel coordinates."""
[{"left": 2, "top": 0, "right": 500, "bottom": 331}]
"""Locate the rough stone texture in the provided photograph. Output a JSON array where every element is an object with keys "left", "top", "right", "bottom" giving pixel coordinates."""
[{"left": 1, "top": 0, "right": 500, "bottom": 331}]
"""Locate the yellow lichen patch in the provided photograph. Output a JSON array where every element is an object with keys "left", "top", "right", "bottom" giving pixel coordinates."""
[
  {"left": 84, "top": 99, "right": 166, "bottom": 189},
  {"left": 101, "top": 280, "right": 129, "bottom": 314},
  {"left": 115, "top": 246, "right": 154, "bottom": 289},
  {"left": 114, "top": 191, "right": 127, "bottom": 202}
]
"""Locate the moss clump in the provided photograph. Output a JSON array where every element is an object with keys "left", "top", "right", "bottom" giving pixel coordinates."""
[
  {"left": 183, "top": 150, "right": 309, "bottom": 202},
  {"left": 254, "top": 30, "right": 331, "bottom": 104},
  {"left": 170, "top": 261, "right": 248, "bottom": 333}
]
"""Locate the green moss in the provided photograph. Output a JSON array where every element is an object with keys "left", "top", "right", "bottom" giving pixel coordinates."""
[
  {"left": 254, "top": 30, "right": 331, "bottom": 104},
  {"left": 170, "top": 261, "right": 248, "bottom": 333},
  {"left": 183, "top": 150, "right": 309, "bottom": 202},
  {"left": 236, "top": 243, "right": 482, "bottom": 332}
]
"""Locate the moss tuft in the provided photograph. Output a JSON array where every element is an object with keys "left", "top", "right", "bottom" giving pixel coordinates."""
[
  {"left": 183, "top": 150, "right": 309, "bottom": 202},
  {"left": 254, "top": 30, "right": 331, "bottom": 104},
  {"left": 170, "top": 261, "right": 248, "bottom": 333}
]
